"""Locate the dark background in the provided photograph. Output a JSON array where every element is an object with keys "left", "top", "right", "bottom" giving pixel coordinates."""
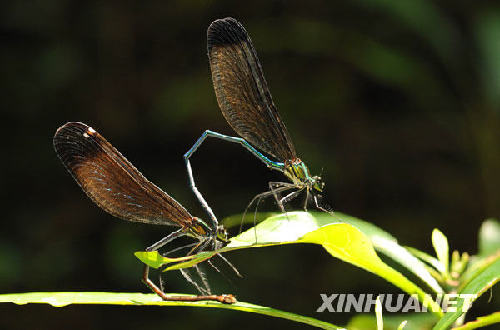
[{"left": 1, "top": 1, "right": 499, "bottom": 329}]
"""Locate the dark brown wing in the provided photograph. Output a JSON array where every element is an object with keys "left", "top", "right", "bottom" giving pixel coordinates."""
[
  {"left": 207, "top": 17, "right": 297, "bottom": 161},
  {"left": 53, "top": 122, "right": 195, "bottom": 228}
]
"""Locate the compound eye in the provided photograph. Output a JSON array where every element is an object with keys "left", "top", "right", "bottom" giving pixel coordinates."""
[
  {"left": 216, "top": 226, "right": 228, "bottom": 240},
  {"left": 313, "top": 178, "right": 324, "bottom": 192}
]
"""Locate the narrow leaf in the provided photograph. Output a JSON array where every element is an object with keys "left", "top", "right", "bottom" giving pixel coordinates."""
[
  {"left": 452, "top": 311, "right": 500, "bottom": 330},
  {"left": 432, "top": 229, "right": 449, "bottom": 277},
  {"left": 0, "top": 292, "right": 339, "bottom": 329}
]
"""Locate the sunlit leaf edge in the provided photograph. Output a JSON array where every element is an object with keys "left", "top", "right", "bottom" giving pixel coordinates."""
[
  {"left": 0, "top": 292, "right": 339, "bottom": 329},
  {"left": 452, "top": 311, "right": 500, "bottom": 330}
]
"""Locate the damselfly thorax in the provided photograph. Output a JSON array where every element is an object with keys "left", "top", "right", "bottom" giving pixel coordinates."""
[{"left": 283, "top": 158, "right": 324, "bottom": 194}]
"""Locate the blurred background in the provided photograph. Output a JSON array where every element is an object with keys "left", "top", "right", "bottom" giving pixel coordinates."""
[{"left": 1, "top": 0, "right": 499, "bottom": 329}]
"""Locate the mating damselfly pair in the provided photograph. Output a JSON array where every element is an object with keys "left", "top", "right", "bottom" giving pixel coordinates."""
[{"left": 53, "top": 17, "right": 330, "bottom": 304}]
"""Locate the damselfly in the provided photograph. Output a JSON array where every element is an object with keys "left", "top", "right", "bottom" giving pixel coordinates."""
[
  {"left": 185, "top": 18, "right": 328, "bottom": 223},
  {"left": 54, "top": 122, "right": 235, "bottom": 304}
]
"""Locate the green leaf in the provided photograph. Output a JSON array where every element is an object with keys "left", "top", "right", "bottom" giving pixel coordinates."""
[
  {"left": 0, "top": 292, "right": 339, "bottom": 329},
  {"left": 407, "top": 247, "right": 445, "bottom": 275},
  {"left": 134, "top": 250, "right": 218, "bottom": 272},
  {"left": 478, "top": 218, "right": 500, "bottom": 257},
  {"left": 458, "top": 251, "right": 500, "bottom": 291},
  {"left": 134, "top": 251, "right": 192, "bottom": 269},
  {"left": 137, "top": 211, "right": 443, "bottom": 315},
  {"left": 229, "top": 211, "right": 443, "bottom": 294},
  {"left": 232, "top": 212, "right": 442, "bottom": 314},
  {"left": 452, "top": 311, "right": 500, "bottom": 330},
  {"left": 451, "top": 251, "right": 469, "bottom": 277},
  {"left": 298, "top": 221, "right": 441, "bottom": 315},
  {"left": 432, "top": 256, "right": 500, "bottom": 330},
  {"left": 372, "top": 238, "right": 443, "bottom": 294},
  {"left": 432, "top": 229, "right": 449, "bottom": 277},
  {"left": 229, "top": 211, "right": 321, "bottom": 246},
  {"left": 311, "top": 213, "right": 442, "bottom": 294}
]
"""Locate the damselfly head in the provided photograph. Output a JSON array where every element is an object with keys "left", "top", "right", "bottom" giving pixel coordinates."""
[
  {"left": 311, "top": 176, "right": 325, "bottom": 193},
  {"left": 216, "top": 225, "right": 229, "bottom": 243}
]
